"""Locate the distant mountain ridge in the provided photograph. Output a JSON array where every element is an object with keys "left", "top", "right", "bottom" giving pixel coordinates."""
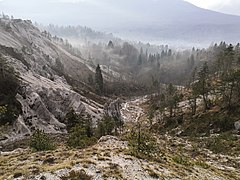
[
  {"left": 1, "top": 0, "right": 240, "bottom": 47},
  {"left": 39, "top": 0, "right": 240, "bottom": 47},
  {"left": 96, "top": 0, "right": 240, "bottom": 46}
]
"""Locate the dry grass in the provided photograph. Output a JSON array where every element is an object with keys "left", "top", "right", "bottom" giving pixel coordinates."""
[{"left": 1, "top": 134, "right": 240, "bottom": 180}]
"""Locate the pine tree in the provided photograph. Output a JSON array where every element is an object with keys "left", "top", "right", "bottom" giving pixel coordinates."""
[
  {"left": 95, "top": 64, "right": 103, "bottom": 94},
  {"left": 166, "top": 83, "right": 176, "bottom": 117},
  {"left": 107, "top": 41, "right": 114, "bottom": 48},
  {"left": 196, "top": 62, "right": 210, "bottom": 111}
]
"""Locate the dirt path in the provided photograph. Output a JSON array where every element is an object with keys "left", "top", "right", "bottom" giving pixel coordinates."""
[{"left": 120, "top": 96, "right": 148, "bottom": 123}]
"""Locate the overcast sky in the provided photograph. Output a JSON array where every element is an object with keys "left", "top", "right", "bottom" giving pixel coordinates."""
[
  {"left": 185, "top": 0, "right": 240, "bottom": 15},
  {"left": 0, "top": 0, "right": 239, "bottom": 27}
]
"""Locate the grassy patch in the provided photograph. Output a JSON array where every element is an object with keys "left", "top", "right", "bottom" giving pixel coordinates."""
[
  {"left": 103, "top": 163, "right": 123, "bottom": 179},
  {"left": 172, "top": 155, "right": 193, "bottom": 167},
  {"left": 204, "top": 132, "right": 240, "bottom": 155},
  {"left": 194, "top": 160, "right": 210, "bottom": 169}
]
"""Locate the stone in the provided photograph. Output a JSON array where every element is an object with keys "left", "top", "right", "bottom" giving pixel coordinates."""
[
  {"left": 98, "top": 135, "right": 119, "bottom": 143},
  {"left": 234, "top": 121, "right": 240, "bottom": 131},
  {"left": 13, "top": 172, "right": 23, "bottom": 178}
]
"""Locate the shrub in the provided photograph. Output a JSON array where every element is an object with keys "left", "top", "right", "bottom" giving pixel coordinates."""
[
  {"left": 96, "top": 116, "right": 116, "bottom": 138},
  {"left": 64, "top": 109, "right": 81, "bottom": 131},
  {"left": 0, "top": 105, "right": 20, "bottom": 125},
  {"left": 205, "top": 132, "right": 240, "bottom": 155},
  {"left": 30, "top": 130, "right": 55, "bottom": 151},
  {"left": 126, "top": 129, "right": 158, "bottom": 158},
  {"left": 172, "top": 155, "right": 192, "bottom": 166},
  {"left": 67, "top": 124, "right": 96, "bottom": 148}
]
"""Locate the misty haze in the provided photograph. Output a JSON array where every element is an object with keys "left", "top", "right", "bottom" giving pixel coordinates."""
[{"left": 0, "top": 0, "right": 240, "bottom": 179}]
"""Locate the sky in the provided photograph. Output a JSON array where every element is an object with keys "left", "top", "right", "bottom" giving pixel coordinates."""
[
  {"left": 0, "top": 0, "right": 239, "bottom": 27},
  {"left": 185, "top": 0, "right": 240, "bottom": 15},
  {"left": 0, "top": 0, "right": 239, "bottom": 16}
]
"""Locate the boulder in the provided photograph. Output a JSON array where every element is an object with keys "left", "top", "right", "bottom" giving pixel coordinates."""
[
  {"left": 234, "top": 121, "right": 240, "bottom": 131},
  {"left": 104, "top": 98, "right": 122, "bottom": 120}
]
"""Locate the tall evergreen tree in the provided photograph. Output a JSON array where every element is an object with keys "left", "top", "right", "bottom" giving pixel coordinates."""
[
  {"left": 196, "top": 62, "right": 210, "bottom": 111},
  {"left": 95, "top": 64, "right": 103, "bottom": 93}
]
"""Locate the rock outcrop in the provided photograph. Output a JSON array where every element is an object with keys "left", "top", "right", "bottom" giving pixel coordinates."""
[
  {"left": 234, "top": 120, "right": 240, "bottom": 131},
  {"left": 104, "top": 98, "right": 122, "bottom": 119},
  {"left": 0, "top": 18, "right": 105, "bottom": 142}
]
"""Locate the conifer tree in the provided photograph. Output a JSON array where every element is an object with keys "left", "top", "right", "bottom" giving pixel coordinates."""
[{"left": 95, "top": 64, "right": 103, "bottom": 94}]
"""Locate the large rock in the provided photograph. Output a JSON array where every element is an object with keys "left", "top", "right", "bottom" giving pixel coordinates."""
[
  {"left": 1, "top": 72, "right": 104, "bottom": 143},
  {"left": 234, "top": 121, "right": 240, "bottom": 131},
  {"left": 104, "top": 98, "right": 122, "bottom": 119},
  {"left": 98, "top": 135, "right": 119, "bottom": 143}
]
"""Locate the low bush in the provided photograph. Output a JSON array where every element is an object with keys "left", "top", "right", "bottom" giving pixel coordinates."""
[
  {"left": 96, "top": 116, "right": 116, "bottom": 138},
  {"left": 30, "top": 129, "right": 55, "bottom": 151},
  {"left": 67, "top": 124, "right": 97, "bottom": 149},
  {"left": 126, "top": 129, "right": 158, "bottom": 158},
  {"left": 205, "top": 132, "right": 240, "bottom": 155},
  {"left": 172, "top": 155, "right": 192, "bottom": 166}
]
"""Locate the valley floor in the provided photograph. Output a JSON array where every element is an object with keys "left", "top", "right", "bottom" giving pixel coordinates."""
[{"left": 0, "top": 97, "right": 240, "bottom": 180}]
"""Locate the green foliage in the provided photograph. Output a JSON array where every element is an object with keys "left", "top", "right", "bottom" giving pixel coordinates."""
[
  {"left": 0, "top": 56, "right": 21, "bottom": 125},
  {"left": 220, "top": 69, "right": 240, "bottom": 109},
  {"left": 67, "top": 123, "right": 96, "bottom": 148},
  {"left": 164, "top": 84, "right": 183, "bottom": 118},
  {"left": 96, "top": 116, "right": 116, "bottom": 138},
  {"left": 127, "top": 128, "right": 158, "bottom": 158},
  {"left": 196, "top": 62, "right": 210, "bottom": 111},
  {"left": 205, "top": 132, "right": 240, "bottom": 155},
  {"left": 30, "top": 130, "right": 55, "bottom": 151},
  {"left": 66, "top": 110, "right": 96, "bottom": 148},
  {"left": 0, "top": 105, "right": 19, "bottom": 125},
  {"left": 64, "top": 109, "right": 82, "bottom": 131},
  {"left": 147, "top": 107, "right": 155, "bottom": 125},
  {"left": 64, "top": 110, "right": 95, "bottom": 137},
  {"left": 0, "top": 105, "right": 7, "bottom": 119},
  {"left": 172, "top": 155, "right": 192, "bottom": 166}
]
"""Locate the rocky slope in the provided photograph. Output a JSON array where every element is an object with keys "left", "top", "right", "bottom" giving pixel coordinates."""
[
  {"left": 0, "top": 18, "right": 110, "bottom": 143},
  {"left": 1, "top": 98, "right": 239, "bottom": 180}
]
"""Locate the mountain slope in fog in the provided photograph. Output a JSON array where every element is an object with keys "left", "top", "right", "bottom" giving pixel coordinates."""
[{"left": 93, "top": 0, "right": 240, "bottom": 45}]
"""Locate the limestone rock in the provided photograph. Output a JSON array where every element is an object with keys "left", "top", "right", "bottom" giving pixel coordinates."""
[
  {"left": 104, "top": 98, "right": 122, "bottom": 119},
  {"left": 234, "top": 120, "right": 240, "bottom": 131}
]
